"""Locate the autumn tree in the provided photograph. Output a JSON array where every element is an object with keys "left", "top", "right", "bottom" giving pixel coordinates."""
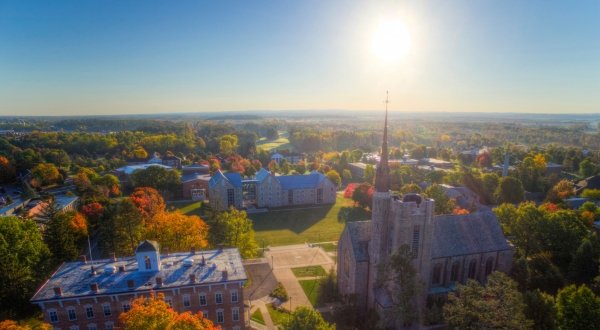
[
  {"left": 546, "top": 179, "right": 575, "bottom": 203},
  {"left": 282, "top": 306, "right": 335, "bottom": 330},
  {"left": 44, "top": 211, "right": 88, "bottom": 263},
  {"left": 352, "top": 183, "right": 373, "bottom": 209},
  {"left": 443, "top": 272, "right": 532, "bottom": 330},
  {"left": 0, "top": 216, "right": 51, "bottom": 318},
  {"left": 0, "top": 320, "right": 51, "bottom": 330},
  {"left": 130, "top": 187, "right": 166, "bottom": 220},
  {"left": 208, "top": 208, "right": 258, "bottom": 258},
  {"left": 145, "top": 211, "right": 209, "bottom": 252},
  {"left": 326, "top": 170, "right": 341, "bottom": 188},
  {"left": 31, "top": 163, "right": 61, "bottom": 187}
]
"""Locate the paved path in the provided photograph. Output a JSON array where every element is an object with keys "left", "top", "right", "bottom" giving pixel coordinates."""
[{"left": 249, "top": 299, "right": 276, "bottom": 329}]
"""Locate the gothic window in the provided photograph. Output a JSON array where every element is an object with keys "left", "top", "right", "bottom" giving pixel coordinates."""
[
  {"left": 411, "top": 225, "right": 420, "bottom": 258},
  {"left": 468, "top": 259, "right": 477, "bottom": 279},
  {"left": 227, "top": 189, "right": 235, "bottom": 207},
  {"left": 485, "top": 257, "right": 494, "bottom": 277},
  {"left": 432, "top": 264, "right": 442, "bottom": 285},
  {"left": 144, "top": 256, "right": 151, "bottom": 270},
  {"left": 450, "top": 261, "right": 460, "bottom": 282}
]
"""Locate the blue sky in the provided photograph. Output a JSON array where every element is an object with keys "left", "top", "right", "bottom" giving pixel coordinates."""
[{"left": 1, "top": 0, "right": 599, "bottom": 115}]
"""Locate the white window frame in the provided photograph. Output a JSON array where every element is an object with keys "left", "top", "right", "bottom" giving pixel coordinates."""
[
  {"left": 215, "top": 292, "right": 223, "bottom": 304},
  {"left": 232, "top": 307, "right": 240, "bottom": 321},
  {"left": 216, "top": 309, "right": 224, "bottom": 323},
  {"left": 48, "top": 309, "right": 59, "bottom": 323},
  {"left": 199, "top": 293, "right": 207, "bottom": 306},
  {"left": 183, "top": 294, "right": 191, "bottom": 308},
  {"left": 68, "top": 307, "right": 77, "bottom": 321},
  {"left": 231, "top": 290, "right": 239, "bottom": 303}
]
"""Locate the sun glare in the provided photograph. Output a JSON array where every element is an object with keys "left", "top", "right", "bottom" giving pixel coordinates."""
[{"left": 371, "top": 19, "right": 412, "bottom": 63}]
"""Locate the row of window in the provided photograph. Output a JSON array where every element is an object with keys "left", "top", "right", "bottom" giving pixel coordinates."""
[{"left": 431, "top": 257, "right": 495, "bottom": 285}]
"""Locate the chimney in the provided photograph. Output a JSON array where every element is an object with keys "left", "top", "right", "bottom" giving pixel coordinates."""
[
  {"left": 156, "top": 277, "right": 163, "bottom": 286},
  {"left": 81, "top": 255, "right": 87, "bottom": 264},
  {"left": 191, "top": 246, "right": 196, "bottom": 255},
  {"left": 190, "top": 274, "right": 196, "bottom": 283},
  {"left": 127, "top": 280, "right": 135, "bottom": 289},
  {"left": 201, "top": 254, "right": 206, "bottom": 265},
  {"left": 90, "top": 266, "right": 97, "bottom": 276},
  {"left": 53, "top": 287, "right": 62, "bottom": 296},
  {"left": 90, "top": 283, "right": 99, "bottom": 293},
  {"left": 222, "top": 269, "right": 228, "bottom": 281},
  {"left": 118, "top": 265, "right": 125, "bottom": 272},
  {"left": 112, "top": 252, "right": 117, "bottom": 262}
]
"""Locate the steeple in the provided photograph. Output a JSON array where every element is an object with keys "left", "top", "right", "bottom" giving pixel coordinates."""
[{"left": 374, "top": 91, "right": 390, "bottom": 192}]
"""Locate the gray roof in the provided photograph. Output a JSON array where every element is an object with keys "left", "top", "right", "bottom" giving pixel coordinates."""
[
  {"left": 136, "top": 240, "right": 159, "bottom": 253},
  {"left": 431, "top": 211, "right": 511, "bottom": 259},
  {"left": 181, "top": 173, "right": 211, "bottom": 183},
  {"left": 277, "top": 171, "right": 327, "bottom": 190},
  {"left": 346, "top": 221, "right": 371, "bottom": 262},
  {"left": 31, "top": 248, "right": 247, "bottom": 302}
]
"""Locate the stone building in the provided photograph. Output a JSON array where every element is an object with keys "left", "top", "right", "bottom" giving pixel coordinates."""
[
  {"left": 337, "top": 108, "right": 513, "bottom": 327},
  {"left": 31, "top": 241, "right": 247, "bottom": 330}
]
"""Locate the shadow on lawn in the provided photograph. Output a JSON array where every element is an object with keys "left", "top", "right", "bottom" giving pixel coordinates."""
[
  {"left": 337, "top": 206, "right": 371, "bottom": 223},
  {"left": 250, "top": 205, "right": 334, "bottom": 235}
]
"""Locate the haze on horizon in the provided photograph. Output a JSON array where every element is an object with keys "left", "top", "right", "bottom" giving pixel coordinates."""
[{"left": 1, "top": 0, "right": 599, "bottom": 116}]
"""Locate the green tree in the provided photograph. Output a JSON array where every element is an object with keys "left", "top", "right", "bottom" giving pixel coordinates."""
[
  {"left": 130, "top": 166, "right": 181, "bottom": 196},
  {"left": 579, "top": 158, "right": 598, "bottom": 178},
  {"left": 44, "top": 211, "right": 87, "bottom": 263},
  {"left": 399, "top": 183, "right": 422, "bottom": 194},
  {"left": 209, "top": 209, "right": 258, "bottom": 258},
  {"left": 326, "top": 170, "right": 341, "bottom": 188},
  {"left": 495, "top": 176, "right": 525, "bottom": 204},
  {"left": 103, "top": 199, "right": 144, "bottom": 255},
  {"left": 568, "top": 238, "right": 599, "bottom": 284},
  {"left": 443, "top": 272, "right": 532, "bottom": 330},
  {"left": 482, "top": 172, "right": 500, "bottom": 203},
  {"left": 364, "top": 164, "right": 375, "bottom": 184},
  {"left": 556, "top": 285, "right": 600, "bottom": 330},
  {"left": 218, "top": 134, "right": 238, "bottom": 155},
  {"left": 342, "top": 169, "right": 352, "bottom": 182},
  {"left": 493, "top": 203, "right": 518, "bottom": 234},
  {"left": 0, "top": 216, "right": 51, "bottom": 318},
  {"left": 282, "top": 306, "right": 335, "bottom": 330},
  {"left": 424, "top": 184, "right": 454, "bottom": 215},
  {"left": 581, "top": 189, "right": 600, "bottom": 201},
  {"left": 523, "top": 290, "right": 557, "bottom": 330},
  {"left": 30, "top": 163, "right": 61, "bottom": 187}
]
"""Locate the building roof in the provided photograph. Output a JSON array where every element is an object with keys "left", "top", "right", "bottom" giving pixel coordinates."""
[
  {"left": 431, "top": 211, "right": 512, "bottom": 259},
  {"left": 576, "top": 176, "right": 600, "bottom": 194},
  {"left": 346, "top": 221, "right": 371, "bottom": 262},
  {"left": 277, "top": 171, "right": 327, "bottom": 190},
  {"left": 135, "top": 240, "right": 159, "bottom": 253},
  {"left": 31, "top": 248, "right": 247, "bottom": 302},
  {"left": 224, "top": 172, "right": 243, "bottom": 188},
  {"left": 115, "top": 164, "right": 172, "bottom": 175},
  {"left": 255, "top": 168, "right": 271, "bottom": 182},
  {"left": 181, "top": 173, "right": 211, "bottom": 183}
]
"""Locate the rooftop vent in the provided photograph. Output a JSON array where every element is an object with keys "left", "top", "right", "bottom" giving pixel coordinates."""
[
  {"left": 118, "top": 265, "right": 126, "bottom": 272},
  {"left": 190, "top": 274, "right": 196, "bottom": 283},
  {"left": 53, "top": 287, "right": 62, "bottom": 296},
  {"left": 222, "top": 269, "right": 228, "bottom": 281},
  {"left": 80, "top": 255, "right": 87, "bottom": 264},
  {"left": 156, "top": 277, "right": 163, "bottom": 286},
  {"left": 90, "top": 283, "right": 99, "bottom": 293},
  {"left": 201, "top": 254, "right": 206, "bottom": 265},
  {"left": 90, "top": 266, "right": 97, "bottom": 276},
  {"left": 104, "top": 265, "right": 116, "bottom": 274},
  {"left": 183, "top": 258, "right": 194, "bottom": 267}
]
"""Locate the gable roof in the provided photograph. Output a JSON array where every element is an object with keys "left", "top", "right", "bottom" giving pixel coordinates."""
[
  {"left": 224, "top": 172, "right": 242, "bottom": 188},
  {"left": 136, "top": 240, "right": 159, "bottom": 253},
  {"left": 431, "top": 211, "right": 511, "bottom": 259},
  {"left": 255, "top": 168, "right": 271, "bottom": 182},
  {"left": 277, "top": 171, "right": 328, "bottom": 190}
]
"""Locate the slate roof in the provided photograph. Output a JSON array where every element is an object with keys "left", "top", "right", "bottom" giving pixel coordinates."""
[
  {"left": 277, "top": 171, "right": 326, "bottom": 190},
  {"left": 208, "top": 170, "right": 227, "bottom": 188},
  {"left": 255, "top": 168, "right": 271, "bottom": 182},
  {"left": 31, "top": 248, "right": 247, "bottom": 302},
  {"left": 346, "top": 221, "right": 371, "bottom": 262},
  {"left": 431, "top": 211, "right": 511, "bottom": 259},
  {"left": 208, "top": 170, "right": 242, "bottom": 188},
  {"left": 181, "top": 173, "right": 211, "bottom": 183},
  {"left": 136, "top": 240, "right": 159, "bottom": 253}
]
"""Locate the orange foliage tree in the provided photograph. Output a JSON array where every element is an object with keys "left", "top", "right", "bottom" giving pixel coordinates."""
[
  {"left": 0, "top": 320, "right": 51, "bottom": 330},
  {"left": 120, "top": 294, "right": 218, "bottom": 330},
  {"left": 130, "top": 187, "right": 166, "bottom": 220},
  {"left": 145, "top": 211, "right": 209, "bottom": 252}
]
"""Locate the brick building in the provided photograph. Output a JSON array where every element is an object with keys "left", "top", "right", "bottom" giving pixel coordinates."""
[{"left": 31, "top": 241, "right": 247, "bottom": 330}]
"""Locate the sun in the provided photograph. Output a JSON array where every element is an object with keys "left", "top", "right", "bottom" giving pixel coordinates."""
[{"left": 371, "top": 19, "right": 412, "bottom": 63}]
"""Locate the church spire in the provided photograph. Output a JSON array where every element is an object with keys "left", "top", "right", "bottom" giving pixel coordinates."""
[{"left": 375, "top": 91, "right": 390, "bottom": 192}]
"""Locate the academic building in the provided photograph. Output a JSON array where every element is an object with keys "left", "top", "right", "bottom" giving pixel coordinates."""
[{"left": 31, "top": 241, "right": 247, "bottom": 330}]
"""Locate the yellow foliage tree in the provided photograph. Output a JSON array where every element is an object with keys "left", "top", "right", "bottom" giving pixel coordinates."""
[{"left": 145, "top": 211, "right": 209, "bottom": 252}]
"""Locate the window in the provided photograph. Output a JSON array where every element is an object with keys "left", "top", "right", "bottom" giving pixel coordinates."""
[
  {"left": 68, "top": 307, "right": 77, "bottom": 321},
  {"left": 227, "top": 188, "right": 235, "bottom": 207},
  {"left": 485, "top": 257, "right": 494, "bottom": 277},
  {"left": 183, "top": 295, "right": 191, "bottom": 308},
  {"left": 104, "top": 322, "right": 114, "bottom": 330},
  {"left": 199, "top": 293, "right": 207, "bottom": 306},
  {"left": 232, "top": 307, "right": 240, "bottom": 321},
  {"left": 411, "top": 225, "right": 420, "bottom": 258},
  {"left": 86, "top": 306, "right": 94, "bottom": 319},
  {"left": 231, "top": 291, "right": 239, "bottom": 303},
  {"left": 87, "top": 324, "right": 97, "bottom": 330},
  {"left": 49, "top": 310, "right": 59, "bottom": 323},
  {"left": 145, "top": 256, "right": 152, "bottom": 270},
  {"left": 103, "top": 304, "right": 111, "bottom": 316},
  {"left": 122, "top": 303, "right": 131, "bottom": 313},
  {"left": 317, "top": 188, "right": 323, "bottom": 204},
  {"left": 468, "top": 260, "right": 477, "bottom": 279},
  {"left": 217, "top": 310, "right": 224, "bottom": 323},
  {"left": 450, "top": 261, "right": 460, "bottom": 282},
  {"left": 215, "top": 292, "right": 223, "bottom": 304},
  {"left": 432, "top": 264, "right": 442, "bottom": 285},
  {"left": 288, "top": 190, "right": 293, "bottom": 204},
  {"left": 165, "top": 297, "right": 173, "bottom": 307},
  {"left": 70, "top": 326, "right": 79, "bottom": 330}
]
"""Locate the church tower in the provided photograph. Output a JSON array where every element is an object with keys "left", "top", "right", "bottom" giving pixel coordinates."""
[{"left": 368, "top": 92, "right": 392, "bottom": 307}]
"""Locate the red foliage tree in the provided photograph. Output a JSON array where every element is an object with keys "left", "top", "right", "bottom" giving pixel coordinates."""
[{"left": 130, "top": 187, "right": 166, "bottom": 220}]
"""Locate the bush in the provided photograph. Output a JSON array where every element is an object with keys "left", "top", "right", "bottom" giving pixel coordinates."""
[{"left": 270, "top": 282, "right": 289, "bottom": 302}]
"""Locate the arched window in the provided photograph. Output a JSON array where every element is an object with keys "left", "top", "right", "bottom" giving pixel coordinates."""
[
  {"left": 468, "top": 260, "right": 477, "bottom": 279},
  {"left": 432, "top": 264, "right": 442, "bottom": 285},
  {"left": 144, "top": 256, "right": 152, "bottom": 270},
  {"left": 485, "top": 257, "right": 494, "bottom": 277},
  {"left": 450, "top": 261, "right": 460, "bottom": 282}
]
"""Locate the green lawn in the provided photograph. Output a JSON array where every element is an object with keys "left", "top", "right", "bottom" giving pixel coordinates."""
[
  {"left": 167, "top": 201, "right": 203, "bottom": 215},
  {"left": 318, "top": 242, "right": 338, "bottom": 252},
  {"left": 250, "top": 193, "right": 370, "bottom": 246},
  {"left": 251, "top": 309, "right": 265, "bottom": 325},
  {"left": 257, "top": 134, "right": 291, "bottom": 152},
  {"left": 299, "top": 279, "right": 320, "bottom": 307},
  {"left": 267, "top": 303, "right": 290, "bottom": 325},
  {"left": 291, "top": 265, "right": 327, "bottom": 278}
]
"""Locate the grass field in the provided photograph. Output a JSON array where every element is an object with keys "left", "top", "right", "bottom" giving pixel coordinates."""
[
  {"left": 168, "top": 201, "right": 203, "bottom": 214},
  {"left": 267, "top": 303, "right": 290, "bottom": 325},
  {"left": 249, "top": 193, "right": 371, "bottom": 246},
  {"left": 291, "top": 265, "right": 327, "bottom": 278},
  {"left": 256, "top": 133, "right": 291, "bottom": 152},
  {"left": 299, "top": 279, "right": 320, "bottom": 306},
  {"left": 317, "top": 242, "right": 338, "bottom": 252},
  {"left": 250, "top": 309, "right": 265, "bottom": 325}
]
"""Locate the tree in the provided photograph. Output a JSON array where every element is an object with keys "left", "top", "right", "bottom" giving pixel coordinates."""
[
  {"left": 443, "top": 272, "right": 532, "bottom": 330},
  {"left": 208, "top": 209, "right": 258, "bottom": 258},
  {"left": 282, "top": 306, "right": 335, "bottom": 330},
  {"left": 103, "top": 199, "right": 144, "bottom": 255},
  {"left": 581, "top": 189, "right": 600, "bottom": 201},
  {"left": 364, "top": 164, "right": 375, "bottom": 184},
  {"left": 80, "top": 202, "right": 104, "bottom": 227},
  {"left": 0, "top": 216, "right": 51, "bottom": 318},
  {"left": 556, "top": 285, "right": 600, "bottom": 330},
  {"left": 0, "top": 156, "right": 16, "bottom": 183},
  {"left": 130, "top": 187, "right": 166, "bottom": 220},
  {"left": 482, "top": 173, "right": 499, "bottom": 203},
  {"left": 568, "top": 238, "right": 599, "bottom": 284},
  {"left": 30, "top": 163, "right": 61, "bottom": 187},
  {"left": 493, "top": 203, "right": 517, "bottom": 234},
  {"left": 0, "top": 320, "right": 51, "bottom": 330},
  {"left": 377, "top": 245, "right": 423, "bottom": 328},
  {"left": 523, "top": 290, "right": 557, "bottom": 330},
  {"left": 342, "top": 169, "right": 352, "bottom": 182},
  {"left": 130, "top": 166, "right": 181, "bottom": 196},
  {"left": 546, "top": 179, "right": 575, "bottom": 203},
  {"left": 495, "top": 176, "right": 525, "bottom": 204},
  {"left": 579, "top": 158, "right": 598, "bottom": 178},
  {"left": 145, "top": 211, "right": 209, "bottom": 252},
  {"left": 44, "top": 211, "right": 88, "bottom": 263},
  {"left": 326, "top": 170, "right": 341, "bottom": 188},
  {"left": 218, "top": 134, "right": 238, "bottom": 155},
  {"left": 352, "top": 183, "right": 373, "bottom": 209},
  {"left": 399, "top": 183, "right": 421, "bottom": 194},
  {"left": 424, "top": 184, "right": 454, "bottom": 215}
]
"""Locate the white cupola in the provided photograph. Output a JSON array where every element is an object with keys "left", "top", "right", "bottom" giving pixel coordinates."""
[{"left": 135, "top": 240, "right": 161, "bottom": 272}]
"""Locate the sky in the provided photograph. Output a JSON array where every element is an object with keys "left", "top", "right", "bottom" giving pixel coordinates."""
[{"left": 1, "top": 0, "right": 599, "bottom": 116}]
